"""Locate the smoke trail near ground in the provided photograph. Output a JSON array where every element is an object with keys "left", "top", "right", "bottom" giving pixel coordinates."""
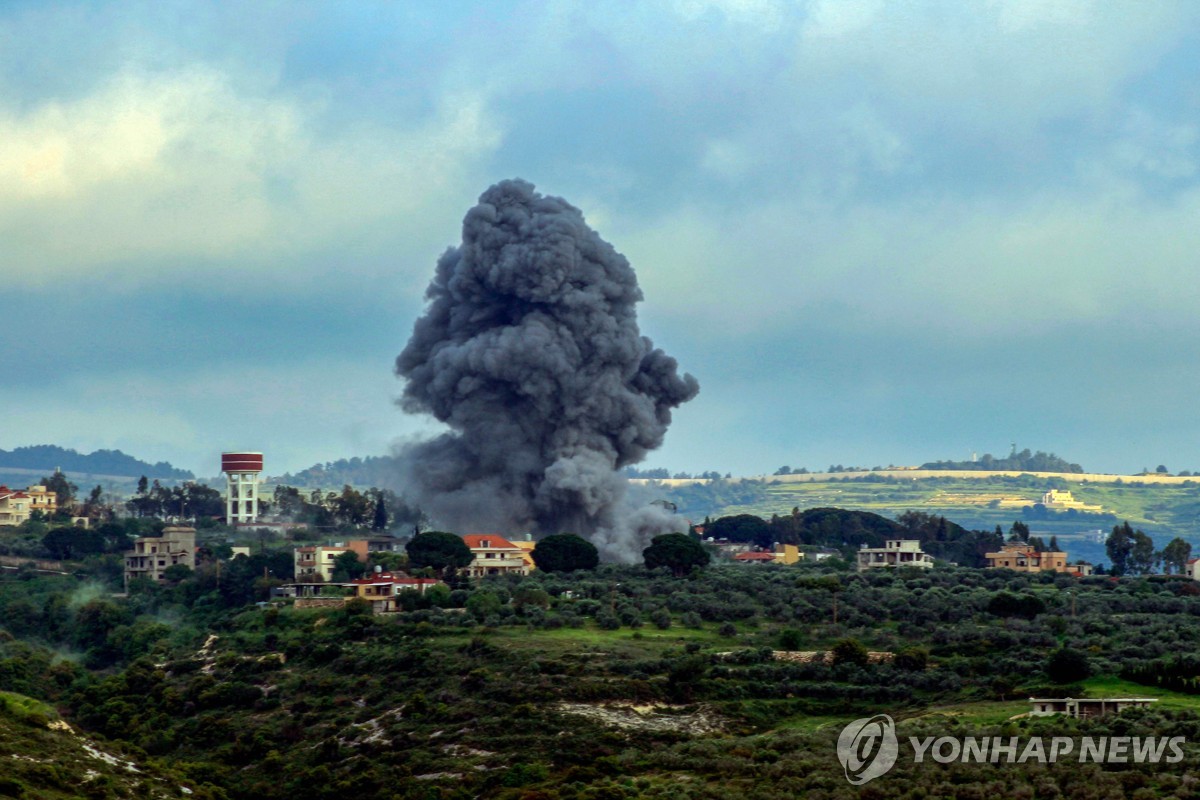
[{"left": 395, "top": 179, "right": 698, "bottom": 561}]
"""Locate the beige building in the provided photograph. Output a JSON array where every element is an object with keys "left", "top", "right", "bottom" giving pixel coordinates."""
[
  {"left": 986, "top": 542, "right": 1070, "bottom": 573},
  {"left": 294, "top": 545, "right": 352, "bottom": 582},
  {"left": 462, "top": 534, "right": 530, "bottom": 578},
  {"left": 733, "top": 544, "right": 801, "bottom": 565},
  {"left": 1040, "top": 489, "right": 1102, "bottom": 512},
  {"left": 124, "top": 526, "right": 196, "bottom": 587},
  {"left": 856, "top": 539, "right": 934, "bottom": 571},
  {"left": 0, "top": 484, "right": 57, "bottom": 526}
]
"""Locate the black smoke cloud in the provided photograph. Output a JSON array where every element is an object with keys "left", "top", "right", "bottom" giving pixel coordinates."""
[{"left": 395, "top": 179, "right": 698, "bottom": 561}]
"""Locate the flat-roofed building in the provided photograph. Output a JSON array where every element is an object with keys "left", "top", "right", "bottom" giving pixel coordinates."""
[
  {"left": 1029, "top": 697, "right": 1157, "bottom": 718},
  {"left": 856, "top": 539, "right": 934, "bottom": 571},
  {"left": 124, "top": 526, "right": 196, "bottom": 587}
]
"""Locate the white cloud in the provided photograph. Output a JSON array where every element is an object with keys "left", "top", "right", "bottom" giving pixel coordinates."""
[
  {"left": 801, "top": 0, "right": 882, "bottom": 39},
  {"left": 0, "top": 66, "right": 501, "bottom": 288}
]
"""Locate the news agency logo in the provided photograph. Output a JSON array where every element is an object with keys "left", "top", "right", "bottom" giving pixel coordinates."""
[
  {"left": 837, "top": 714, "right": 899, "bottom": 785},
  {"left": 835, "top": 715, "right": 1188, "bottom": 785}
]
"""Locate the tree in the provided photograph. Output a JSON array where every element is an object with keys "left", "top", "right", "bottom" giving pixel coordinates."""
[
  {"left": 987, "top": 591, "right": 1045, "bottom": 620},
  {"left": 1129, "top": 530, "right": 1156, "bottom": 575},
  {"left": 642, "top": 533, "right": 710, "bottom": 577},
  {"left": 830, "top": 638, "right": 869, "bottom": 667},
  {"left": 334, "top": 485, "right": 371, "bottom": 527},
  {"left": 406, "top": 532, "right": 473, "bottom": 575},
  {"left": 331, "top": 550, "right": 366, "bottom": 582},
  {"left": 42, "top": 527, "right": 104, "bottom": 560},
  {"left": 1008, "top": 520, "right": 1030, "bottom": 542},
  {"left": 1106, "top": 522, "right": 1134, "bottom": 576},
  {"left": 371, "top": 492, "right": 388, "bottom": 531},
  {"left": 1046, "top": 648, "right": 1091, "bottom": 684},
  {"left": 41, "top": 472, "right": 78, "bottom": 511},
  {"left": 531, "top": 534, "right": 599, "bottom": 572},
  {"left": 706, "top": 514, "right": 773, "bottom": 549},
  {"left": 1162, "top": 537, "right": 1192, "bottom": 575}
]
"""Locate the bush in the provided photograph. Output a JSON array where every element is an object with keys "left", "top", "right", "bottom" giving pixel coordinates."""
[
  {"left": 1046, "top": 647, "right": 1091, "bottom": 684},
  {"left": 778, "top": 629, "right": 804, "bottom": 650},
  {"left": 830, "top": 638, "right": 869, "bottom": 667}
]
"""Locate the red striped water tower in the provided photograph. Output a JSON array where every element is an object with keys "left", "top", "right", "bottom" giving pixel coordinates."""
[{"left": 222, "top": 452, "right": 263, "bottom": 524}]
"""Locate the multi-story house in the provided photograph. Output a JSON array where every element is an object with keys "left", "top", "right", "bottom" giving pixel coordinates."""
[
  {"left": 462, "top": 534, "right": 530, "bottom": 578},
  {"left": 985, "top": 542, "right": 1070, "bottom": 573},
  {"left": 294, "top": 545, "right": 352, "bottom": 582},
  {"left": 0, "top": 484, "right": 57, "bottom": 526},
  {"left": 124, "top": 526, "right": 196, "bottom": 587},
  {"left": 856, "top": 539, "right": 934, "bottom": 571}
]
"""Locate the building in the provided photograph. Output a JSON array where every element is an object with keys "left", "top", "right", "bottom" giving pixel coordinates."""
[
  {"left": 462, "top": 534, "right": 530, "bottom": 578},
  {"left": 1029, "top": 697, "right": 1157, "bottom": 718},
  {"left": 510, "top": 537, "right": 538, "bottom": 569},
  {"left": 704, "top": 539, "right": 753, "bottom": 559},
  {"left": 1040, "top": 490, "right": 1102, "bottom": 512},
  {"left": 222, "top": 451, "right": 263, "bottom": 525},
  {"left": 294, "top": 545, "right": 352, "bottom": 582},
  {"left": 124, "top": 526, "right": 196, "bottom": 587},
  {"left": 0, "top": 484, "right": 57, "bottom": 526},
  {"left": 985, "top": 542, "right": 1070, "bottom": 573},
  {"left": 856, "top": 540, "right": 934, "bottom": 571},
  {"left": 733, "top": 544, "right": 801, "bottom": 565},
  {"left": 1188, "top": 558, "right": 1200, "bottom": 581},
  {"left": 347, "top": 572, "right": 445, "bottom": 612},
  {"left": 345, "top": 535, "right": 403, "bottom": 562}
]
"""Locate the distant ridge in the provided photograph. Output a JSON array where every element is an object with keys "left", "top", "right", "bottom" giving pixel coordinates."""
[
  {"left": 920, "top": 449, "right": 1083, "bottom": 473},
  {"left": 273, "top": 455, "right": 399, "bottom": 488},
  {"left": 0, "top": 445, "right": 193, "bottom": 480}
]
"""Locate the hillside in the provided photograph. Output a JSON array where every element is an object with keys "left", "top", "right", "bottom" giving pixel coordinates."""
[
  {"left": 658, "top": 471, "right": 1200, "bottom": 560},
  {"left": 5, "top": 564, "right": 1200, "bottom": 798},
  {"left": 0, "top": 445, "right": 192, "bottom": 481},
  {"left": 0, "top": 690, "right": 220, "bottom": 799}
]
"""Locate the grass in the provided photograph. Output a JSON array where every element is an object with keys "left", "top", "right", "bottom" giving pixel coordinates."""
[
  {"left": 1079, "top": 675, "right": 1200, "bottom": 712},
  {"left": 0, "top": 690, "right": 55, "bottom": 724}
]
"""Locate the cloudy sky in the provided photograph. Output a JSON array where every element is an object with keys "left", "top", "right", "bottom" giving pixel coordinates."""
[{"left": 3, "top": 0, "right": 1200, "bottom": 479}]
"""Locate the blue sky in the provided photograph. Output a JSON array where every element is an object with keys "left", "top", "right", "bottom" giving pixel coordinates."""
[{"left": 3, "top": 0, "right": 1200, "bottom": 478}]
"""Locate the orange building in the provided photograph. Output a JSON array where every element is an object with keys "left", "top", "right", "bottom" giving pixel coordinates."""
[{"left": 985, "top": 542, "right": 1070, "bottom": 573}]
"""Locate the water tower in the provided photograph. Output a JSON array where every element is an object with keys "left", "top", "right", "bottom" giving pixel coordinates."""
[{"left": 222, "top": 452, "right": 263, "bottom": 524}]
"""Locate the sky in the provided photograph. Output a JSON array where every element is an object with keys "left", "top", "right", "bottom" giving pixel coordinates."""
[{"left": 3, "top": 0, "right": 1200, "bottom": 479}]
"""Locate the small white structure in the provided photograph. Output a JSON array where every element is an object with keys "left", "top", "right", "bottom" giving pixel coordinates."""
[
  {"left": 1029, "top": 697, "right": 1157, "bottom": 718},
  {"left": 856, "top": 539, "right": 934, "bottom": 571},
  {"left": 222, "top": 452, "right": 263, "bottom": 524}
]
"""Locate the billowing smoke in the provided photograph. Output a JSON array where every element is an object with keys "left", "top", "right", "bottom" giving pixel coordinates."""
[{"left": 395, "top": 179, "right": 698, "bottom": 561}]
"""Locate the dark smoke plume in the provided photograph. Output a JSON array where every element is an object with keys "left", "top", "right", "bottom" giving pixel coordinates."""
[{"left": 395, "top": 179, "right": 698, "bottom": 561}]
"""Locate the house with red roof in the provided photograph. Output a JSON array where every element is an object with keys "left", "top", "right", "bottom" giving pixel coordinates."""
[
  {"left": 347, "top": 571, "right": 446, "bottom": 612},
  {"left": 0, "top": 484, "right": 56, "bottom": 526},
  {"left": 462, "top": 534, "right": 530, "bottom": 578}
]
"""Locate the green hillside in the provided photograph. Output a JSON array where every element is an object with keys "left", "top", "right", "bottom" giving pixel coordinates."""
[
  {"left": 660, "top": 472, "right": 1200, "bottom": 547},
  {"left": 0, "top": 690, "right": 219, "bottom": 799}
]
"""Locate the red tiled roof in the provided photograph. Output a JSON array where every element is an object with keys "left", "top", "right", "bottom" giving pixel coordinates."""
[
  {"left": 462, "top": 534, "right": 520, "bottom": 550},
  {"left": 734, "top": 552, "right": 777, "bottom": 561}
]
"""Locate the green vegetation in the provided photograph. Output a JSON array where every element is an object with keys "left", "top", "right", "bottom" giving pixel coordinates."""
[
  {"left": 0, "top": 551, "right": 1198, "bottom": 796},
  {"left": 532, "top": 533, "right": 600, "bottom": 572},
  {"left": 663, "top": 473, "right": 1200, "bottom": 563}
]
